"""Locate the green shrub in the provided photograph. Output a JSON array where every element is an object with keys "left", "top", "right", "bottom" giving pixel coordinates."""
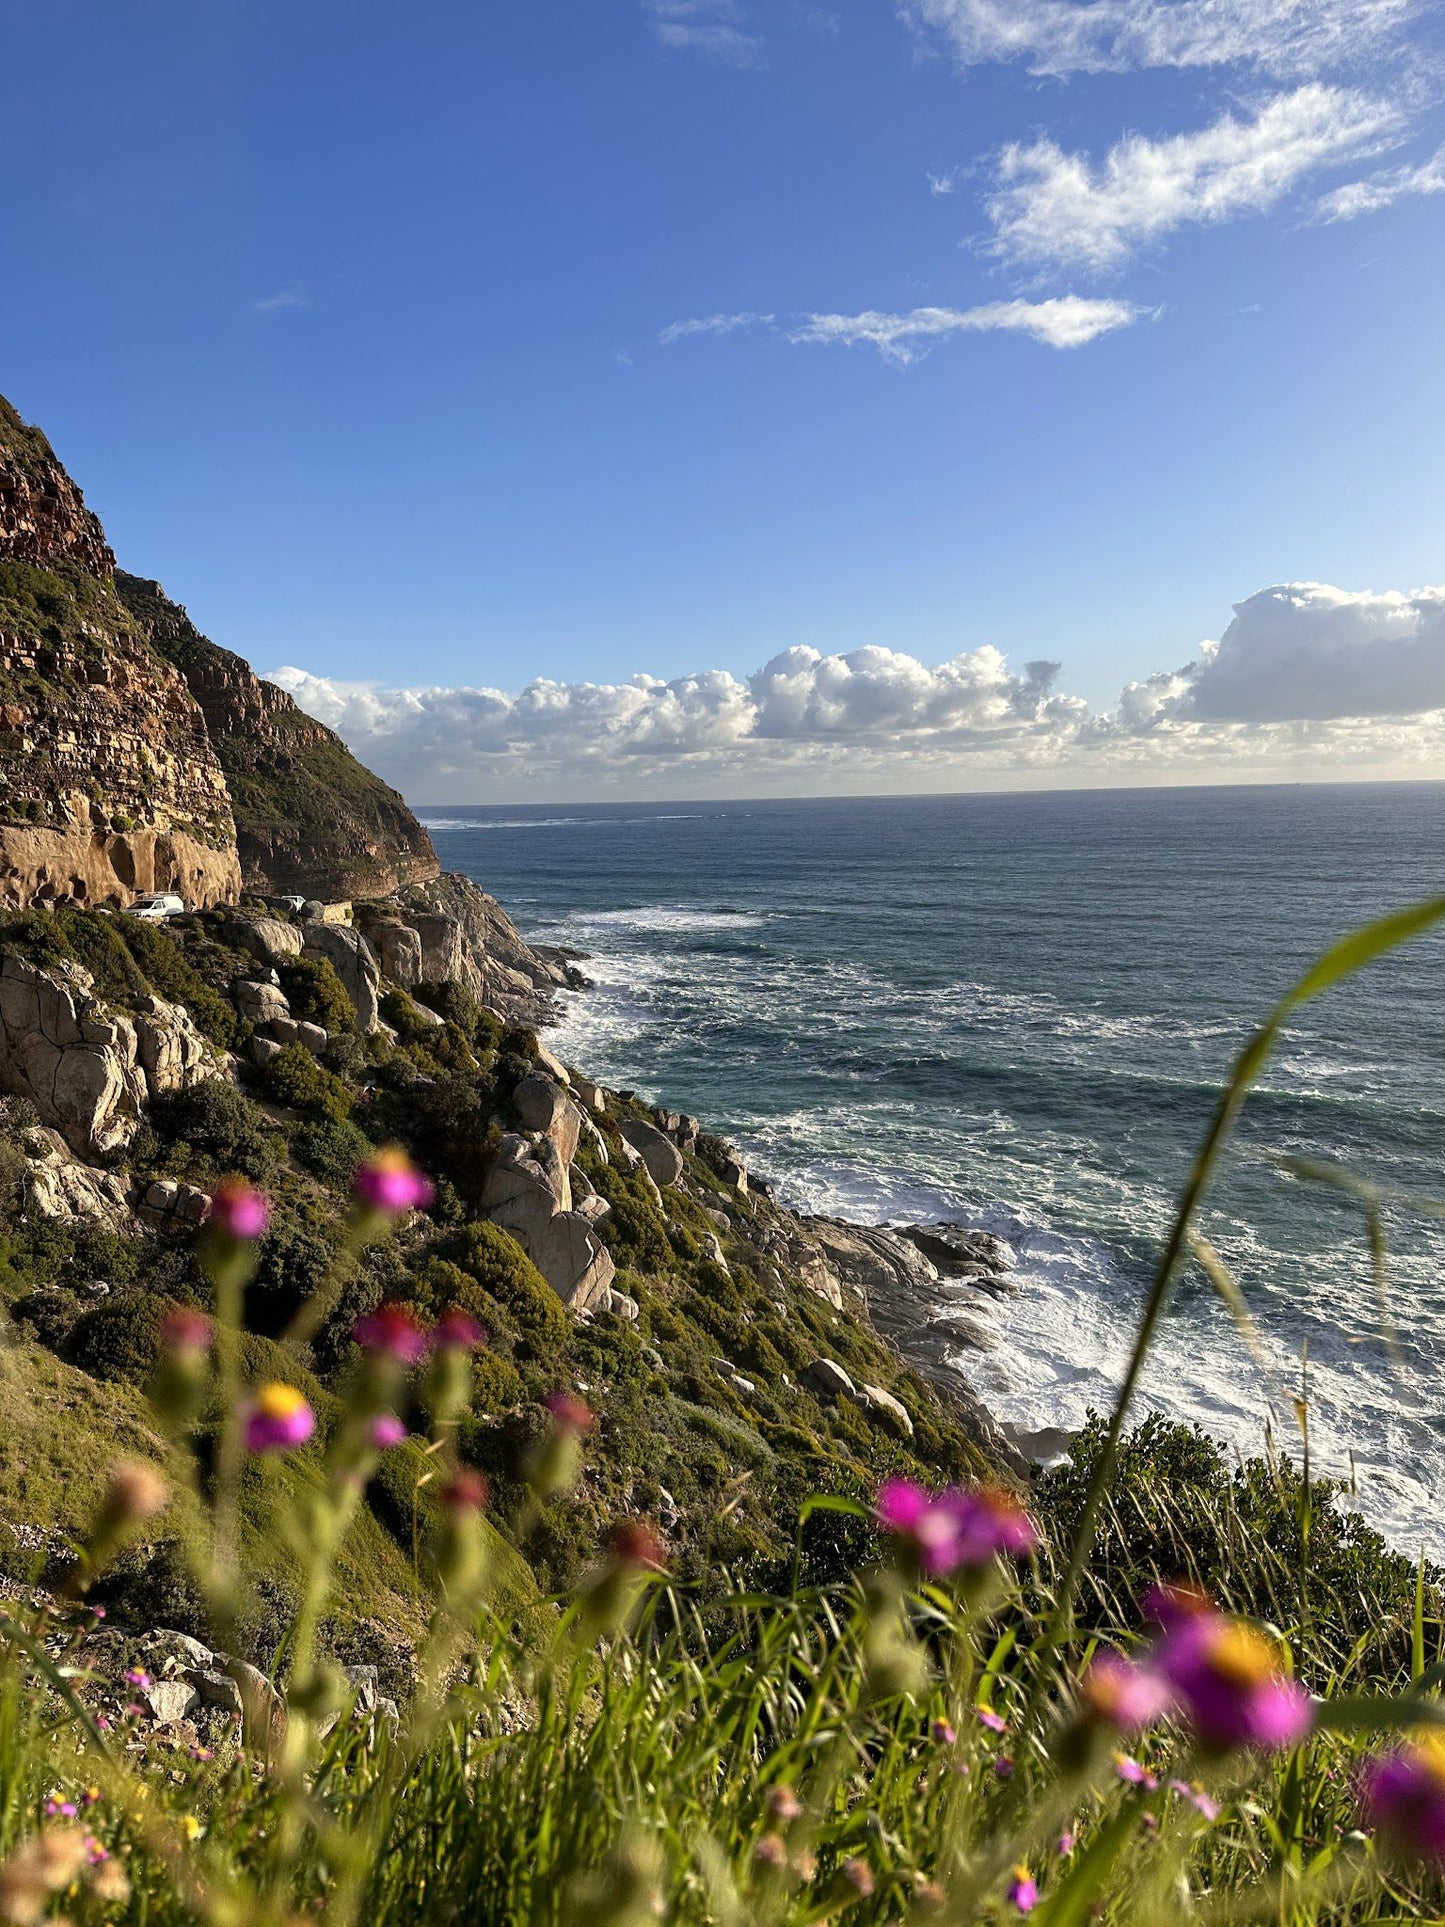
[
  {"left": 149, "top": 1080, "right": 276, "bottom": 1179},
  {"left": 248, "top": 1222, "right": 338, "bottom": 1336},
  {"left": 279, "top": 956, "right": 354, "bottom": 1033},
  {"left": 470, "top": 1350, "right": 524, "bottom": 1410},
  {"left": 441, "top": 1222, "right": 568, "bottom": 1355},
  {"left": 261, "top": 1043, "right": 354, "bottom": 1123},
  {"left": 64, "top": 1290, "right": 166, "bottom": 1384},
  {"left": 292, "top": 1115, "right": 372, "bottom": 1188}
]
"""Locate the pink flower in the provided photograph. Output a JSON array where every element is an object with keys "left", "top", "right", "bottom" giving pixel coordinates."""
[
  {"left": 433, "top": 1309, "right": 485, "bottom": 1352},
  {"left": 993, "top": 1755, "right": 1014, "bottom": 1780},
  {"left": 354, "top": 1302, "right": 429, "bottom": 1363},
  {"left": 123, "top": 1669, "right": 151, "bottom": 1690},
  {"left": 370, "top": 1414, "right": 408, "bottom": 1448},
  {"left": 1080, "top": 1651, "right": 1172, "bottom": 1732},
  {"left": 244, "top": 1383, "right": 315, "bottom": 1453},
  {"left": 1056, "top": 1832, "right": 1075, "bottom": 1856},
  {"left": 1147, "top": 1588, "right": 1312, "bottom": 1753},
  {"left": 544, "top": 1391, "right": 595, "bottom": 1432},
  {"left": 1006, "top": 1866, "right": 1038, "bottom": 1914},
  {"left": 352, "top": 1147, "right": 433, "bottom": 1217},
  {"left": 876, "top": 1479, "right": 1037, "bottom": 1579},
  {"left": 1169, "top": 1779, "right": 1220, "bottom": 1821},
  {"left": 975, "top": 1706, "right": 1007, "bottom": 1734},
  {"left": 439, "top": 1469, "right": 490, "bottom": 1513},
  {"left": 766, "top": 1785, "right": 803, "bottom": 1822},
  {"left": 607, "top": 1521, "right": 667, "bottom": 1571},
  {"left": 206, "top": 1178, "right": 270, "bottom": 1241},
  {"left": 930, "top": 1719, "right": 958, "bottom": 1746},
  {"left": 159, "top": 1307, "right": 212, "bottom": 1354},
  {"left": 1113, "top": 1754, "right": 1158, "bottom": 1789},
  {"left": 1361, "top": 1732, "right": 1445, "bottom": 1863},
  {"left": 840, "top": 1859, "right": 873, "bottom": 1898}
]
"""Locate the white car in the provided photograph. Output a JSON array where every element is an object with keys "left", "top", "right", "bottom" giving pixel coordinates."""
[{"left": 125, "top": 892, "right": 186, "bottom": 921}]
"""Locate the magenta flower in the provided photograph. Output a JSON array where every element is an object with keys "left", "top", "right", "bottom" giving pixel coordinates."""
[
  {"left": 122, "top": 1669, "right": 151, "bottom": 1690},
  {"left": 1080, "top": 1651, "right": 1172, "bottom": 1733},
  {"left": 1056, "top": 1831, "right": 1076, "bottom": 1857},
  {"left": 1169, "top": 1779, "right": 1220, "bottom": 1821},
  {"left": 1147, "top": 1589, "right": 1312, "bottom": 1753},
  {"left": 433, "top": 1308, "right": 485, "bottom": 1352},
  {"left": 353, "top": 1147, "right": 434, "bottom": 1216},
  {"left": 354, "top": 1302, "right": 429, "bottom": 1363},
  {"left": 1006, "top": 1867, "right": 1038, "bottom": 1914},
  {"left": 1113, "top": 1754, "right": 1158, "bottom": 1789},
  {"left": 930, "top": 1719, "right": 958, "bottom": 1746},
  {"left": 1361, "top": 1733, "right": 1445, "bottom": 1863},
  {"left": 544, "top": 1390, "right": 595, "bottom": 1432},
  {"left": 206, "top": 1178, "right": 270, "bottom": 1241},
  {"left": 976, "top": 1706, "right": 1007, "bottom": 1734},
  {"left": 439, "top": 1469, "right": 490, "bottom": 1513},
  {"left": 876, "top": 1479, "right": 1037, "bottom": 1579},
  {"left": 370, "top": 1414, "right": 408, "bottom": 1448},
  {"left": 159, "top": 1307, "right": 212, "bottom": 1354},
  {"left": 244, "top": 1383, "right": 315, "bottom": 1453}
]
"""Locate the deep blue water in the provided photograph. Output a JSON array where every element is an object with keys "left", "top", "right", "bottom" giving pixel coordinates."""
[{"left": 425, "top": 785, "right": 1445, "bottom": 1554}]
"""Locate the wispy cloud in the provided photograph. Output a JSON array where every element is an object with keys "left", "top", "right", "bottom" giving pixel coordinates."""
[
  {"left": 251, "top": 289, "right": 307, "bottom": 315},
  {"left": 645, "top": 0, "right": 765, "bottom": 66},
  {"left": 1315, "top": 139, "right": 1445, "bottom": 217},
  {"left": 788, "top": 296, "right": 1148, "bottom": 360},
  {"left": 899, "top": 0, "right": 1418, "bottom": 79},
  {"left": 928, "top": 168, "right": 962, "bottom": 196},
  {"left": 659, "top": 310, "right": 775, "bottom": 345},
  {"left": 982, "top": 85, "right": 1403, "bottom": 274}
]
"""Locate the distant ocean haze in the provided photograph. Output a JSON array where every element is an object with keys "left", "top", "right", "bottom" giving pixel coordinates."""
[{"left": 425, "top": 785, "right": 1445, "bottom": 1556}]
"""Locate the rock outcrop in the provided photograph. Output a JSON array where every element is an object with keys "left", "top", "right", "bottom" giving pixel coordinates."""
[
  {"left": 392, "top": 873, "right": 583, "bottom": 1027},
  {"left": 0, "top": 952, "right": 218, "bottom": 1158}
]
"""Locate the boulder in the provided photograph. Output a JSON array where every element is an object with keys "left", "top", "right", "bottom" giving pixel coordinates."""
[
  {"left": 143, "top": 1679, "right": 199, "bottom": 1725},
  {"left": 141, "top": 1628, "right": 215, "bottom": 1673},
  {"left": 482, "top": 1132, "right": 571, "bottom": 1218},
  {"left": 575, "top": 1193, "right": 611, "bottom": 1227},
  {"left": 222, "top": 1655, "right": 285, "bottom": 1745},
  {"left": 266, "top": 1016, "right": 302, "bottom": 1046},
  {"left": 904, "top": 1224, "right": 1017, "bottom": 1279},
  {"left": 219, "top": 916, "right": 304, "bottom": 965},
  {"left": 526, "top": 1210, "right": 616, "bottom": 1311},
  {"left": 354, "top": 911, "right": 423, "bottom": 986},
  {"left": 598, "top": 1286, "right": 639, "bottom": 1322},
  {"left": 618, "top": 1118, "right": 684, "bottom": 1188},
  {"left": 570, "top": 1072, "right": 606, "bottom": 1114},
  {"left": 295, "top": 1021, "right": 329, "bottom": 1056},
  {"left": 301, "top": 923, "right": 382, "bottom": 1033},
  {"left": 715, "top": 1151, "right": 748, "bottom": 1194},
  {"left": 0, "top": 955, "right": 146, "bottom": 1156},
  {"left": 233, "top": 980, "right": 291, "bottom": 1026},
  {"left": 807, "top": 1219, "right": 939, "bottom": 1302},
  {"left": 250, "top": 1034, "right": 283, "bottom": 1069},
  {"left": 804, "top": 1357, "right": 857, "bottom": 1400},
  {"left": 859, "top": 1384, "right": 914, "bottom": 1437},
  {"left": 512, "top": 1073, "right": 581, "bottom": 1163},
  {"left": 133, "top": 995, "right": 220, "bottom": 1095},
  {"left": 534, "top": 1042, "right": 570, "bottom": 1085},
  {"left": 188, "top": 1669, "right": 244, "bottom": 1716},
  {"left": 21, "top": 1128, "right": 133, "bottom": 1224}
]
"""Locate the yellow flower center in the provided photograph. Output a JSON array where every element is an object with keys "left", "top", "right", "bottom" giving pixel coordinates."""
[
  {"left": 1206, "top": 1622, "right": 1282, "bottom": 1687},
  {"left": 1410, "top": 1728, "right": 1445, "bottom": 1786},
  {"left": 255, "top": 1383, "right": 308, "bottom": 1421}
]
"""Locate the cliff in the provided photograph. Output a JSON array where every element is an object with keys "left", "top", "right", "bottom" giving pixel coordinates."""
[
  {"left": 116, "top": 573, "right": 439, "bottom": 900},
  {"left": 0, "top": 393, "right": 437, "bottom": 908}
]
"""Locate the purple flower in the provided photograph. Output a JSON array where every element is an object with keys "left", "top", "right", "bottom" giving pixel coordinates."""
[
  {"left": 1148, "top": 1589, "right": 1312, "bottom": 1753},
  {"left": 433, "top": 1309, "right": 485, "bottom": 1352},
  {"left": 354, "top": 1302, "right": 429, "bottom": 1363},
  {"left": 244, "top": 1384, "right": 315, "bottom": 1453},
  {"left": 975, "top": 1706, "right": 1007, "bottom": 1734},
  {"left": 123, "top": 1669, "right": 151, "bottom": 1690},
  {"left": 1169, "top": 1779, "right": 1220, "bottom": 1821},
  {"left": 1361, "top": 1733, "right": 1445, "bottom": 1863},
  {"left": 1113, "top": 1754, "right": 1158, "bottom": 1790},
  {"left": 876, "top": 1479, "right": 1037, "bottom": 1579},
  {"left": 930, "top": 1719, "right": 958, "bottom": 1746},
  {"left": 1056, "top": 1831, "right": 1075, "bottom": 1856},
  {"left": 206, "top": 1178, "right": 270, "bottom": 1241},
  {"left": 1006, "top": 1866, "right": 1038, "bottom": 1914},
  {"left": 352, "top": 1148, "right": 433, "bottom": 1217},
  {"left": 370, "top": 1414, "right": 408, "bottom": 1448},
  {"left": 1080, "top": 1651, "right": 1172, "bottom": 1733},
  {"left": 544, "top": 1390, "right": 595, "bottom": 1432}
]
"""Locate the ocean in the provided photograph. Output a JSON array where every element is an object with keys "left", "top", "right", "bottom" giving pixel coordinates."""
[{"left": 422, "top": 785, "right": 1445, "bottom": 1557}]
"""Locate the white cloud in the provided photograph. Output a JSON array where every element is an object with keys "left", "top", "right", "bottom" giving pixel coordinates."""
[
  {"left": 983, "top": 85, "right": 1403, "bottom": 273},
  {"left": 251, "top": 289, "right": 307, "bottom": 314},
  {"left": 265, "top": 580, "right": 1445, "bottom": 800},
  {"left": 787, "top": 296, "right": 1147, "bottom": 360},
  {"left": 645, "top": 0, "right": 765, "bottom": 65},
  {"left": 1315, "top": 139, "right": 1445, "bottom": 217},
  {"left": 899, "top": 0, "right": 1417, "bottom": 78},
  {"left": 659, "top": 311, "right": 775, "bottom": 344},
  {"left": 928, "top": 168, "right": 962, "bottom": 196}
]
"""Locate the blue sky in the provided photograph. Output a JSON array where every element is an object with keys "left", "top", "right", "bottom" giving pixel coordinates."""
[{"left": 4, "top": 0, "right": 1445, "bottom": 799}]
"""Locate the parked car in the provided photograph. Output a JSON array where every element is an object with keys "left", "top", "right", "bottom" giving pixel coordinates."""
[{"left": 125, "top": 892, "right": 186, "bottom": 921}]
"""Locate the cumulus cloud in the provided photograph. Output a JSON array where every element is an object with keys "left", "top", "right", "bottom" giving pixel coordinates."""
[
  {"left": 898, "top": 0, "right": 1417, "bottom": 78},
  {"left": 659, "top": 311, "right": 775, "bottom": 344},
  {"left": 264, "top": 580, "right": 1445, "bottom": 801},
  {"left": 645, "top": 0, "right": 765, "bottom": 65},
  {"left": 1315, "top": 139, "right": 1445, "bottom": 217},
  {"left": 786, "top": 296, "right": 1146, "bottom": 360},
  {"left": 982, "top": 86, "right": 1403, "bottom": 273}
]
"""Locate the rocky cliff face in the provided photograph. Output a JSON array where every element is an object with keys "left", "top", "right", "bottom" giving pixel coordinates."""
[
  {"left": 117, "top": 574, "right": 439, "bottom": 901},
  {"left": 0, "top": 392, "right": 438, "bottom": 909}
]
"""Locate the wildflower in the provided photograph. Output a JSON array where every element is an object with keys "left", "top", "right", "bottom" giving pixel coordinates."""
[
  {"left": 607, "top": 1521, "right": 667, "bottom": 1571},
  {"left": 159, "top": 1307, "right": 212, "bottom": 1355},
  {"left": 840, "top": 1858, "right": 874, "bottom": 1897},
  {"left": 353, "top": 1302, "right": 429, "bottom": 1363},
  {"left": 913, "top": 1876, "right": 946, "bottom": 1911},
  {"left": 527, "top": 1391, "right": 596, "bottom": 1498},
  {"left": 105, "top": 1460, "right": 168, "bottom": 1525},
  {"left": 352, "top": 1147, "right": 433, "bottom": 1217},
  {"left": 433, "top": 1308, "right": 485, "bottom": 1351},
  {"left": 993, "top": 1754, "right": 1015, "bottom": 1779},
  {"left": 123, "top": 1668, "right": 152, "bottom": 1691},
  {"left": 206, "top": 1177, "right": 270, "bottom": 1241},
  {"left": 180, "top": 1816, "right": 204, "bottom": 1842},
  {"left": 439, "top": 1469, "right": 490, "bottom": 1513},
  {"left": 1360, "top": 1729, "right": 1445, "bottom": 1863},
  {"left": 1056, "top": 1832, "right": 1076, "bottom": 1856},
  {"left": 42, "top": 1799, "right": 77, "bottom": 1819},
  {"left": 1080, "top": 1651, "right": 1171, "bottom": 1732},
  {"left": 930, "top": 1719, "right": 958, "bottom": 1745},
  {"left": 753, "top": 1833, "right": 787, "bottom": 1869},
  {"left": 0, "top": 1825, "right": 92, "bottom": 1924},
  {"left": 1147, "top": 1588, "right": 1311, "bottom": 1753},
  {"left": 876, "top": 1478, "right": 1036, "bottom": 1580},
  {"left": 1168, "top": 1779, "right": 1220, "bottom": 1820},
  {"left": 1006, "top": 1866, "right": 1038, "bottom": 1914},
  {"left": 544, "top": 1390, "right": 596, "bottom": 1432},
  {"left": 766, "top": 1785, "right": 803, "bottom": 1822},
  {"left": 91, "top": 1857, "right": 131, "bottom": 1905},
  {"left": 976, "top": 1705, "right": 1007, "bottom": 1734},
  {"left": 370, "top": 1414, "right": 408, "bottom": 1449},
  {"left": 1113, "top": 1754, "right": 1158, "bottom": 1790},
  {"left": 243, "top": 1384, "right": 315, "bottom": 1454}
]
